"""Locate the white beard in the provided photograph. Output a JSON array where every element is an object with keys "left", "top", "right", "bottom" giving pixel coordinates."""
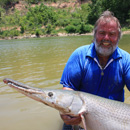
[{"left": 94, "top": 39, "right": 118, "bottom": 57}]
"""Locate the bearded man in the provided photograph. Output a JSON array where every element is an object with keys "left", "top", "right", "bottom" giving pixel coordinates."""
[{"left": 60, "top": 10, "right": 130, "bottom": 130}]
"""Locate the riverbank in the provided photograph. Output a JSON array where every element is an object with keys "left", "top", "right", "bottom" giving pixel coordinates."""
[
  {"left": 0, "top": 31, "right": 130, "bottom": 40},
  {"left": 0, "top": 32, "right": 93, "bottom": 40}
]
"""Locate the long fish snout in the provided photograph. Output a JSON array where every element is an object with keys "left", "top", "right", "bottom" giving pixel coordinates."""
[
  {"left": 3, "top": 78, "right": 82, "bottom": 115},
  {"left": 3, "top": 78, "right": 43, "bottom": 94},
  {"left": 3, "top": 78, "right": 9, "bottom": 84}
]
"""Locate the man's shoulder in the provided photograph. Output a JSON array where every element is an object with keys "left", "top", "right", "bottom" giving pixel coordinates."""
[
  {"left": 75, "top": 43, "right": 93, "bottom": 53},
  {"left": 118, "top": 47, "right": 130, "bottom": 57},
  {"left": 117, "top": 48, "right": 130, "bottom": 67}
]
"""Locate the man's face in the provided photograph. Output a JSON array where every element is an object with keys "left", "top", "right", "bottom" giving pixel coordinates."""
[{"left": 94, "top": 20, "right": 119, "bottom": 57}]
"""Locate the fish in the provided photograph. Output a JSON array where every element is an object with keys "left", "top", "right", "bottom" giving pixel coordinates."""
[{"left": 3, "top": 78, "right": 130, "bottom": 130}]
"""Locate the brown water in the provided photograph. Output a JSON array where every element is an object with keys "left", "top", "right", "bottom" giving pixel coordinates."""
[{"left": 0, "top": 35, "right": 130, "bottom": 130}]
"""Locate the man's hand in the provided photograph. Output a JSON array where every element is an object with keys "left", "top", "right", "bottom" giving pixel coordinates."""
[{"left": 60, "top": 114, "right": 81, "bottom": 125}]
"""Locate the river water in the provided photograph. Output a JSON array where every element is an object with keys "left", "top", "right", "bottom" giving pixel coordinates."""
[{"left": 0, "top": 35, "right": 130, "bottom": 130}]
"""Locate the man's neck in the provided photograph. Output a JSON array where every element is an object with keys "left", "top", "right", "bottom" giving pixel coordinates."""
[{"left": 97, "top": 54, "right": 110, "bottom": 68}]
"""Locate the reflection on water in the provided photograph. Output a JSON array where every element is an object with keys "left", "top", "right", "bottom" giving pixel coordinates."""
[{"left": 0, "top": 35, "right": 130, "bottom": 130}]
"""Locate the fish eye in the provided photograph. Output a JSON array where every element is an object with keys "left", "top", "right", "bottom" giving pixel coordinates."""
[{"left": 48, "top": 92, "right": 53, "bottom": 97}]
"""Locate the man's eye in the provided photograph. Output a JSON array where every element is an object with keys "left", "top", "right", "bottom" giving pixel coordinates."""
[
  {"left": 99, "top": 32, "right": 105, "bottom": 35},
  {"left": 109, "top": 33, "right": 116, "bottom": 36}
]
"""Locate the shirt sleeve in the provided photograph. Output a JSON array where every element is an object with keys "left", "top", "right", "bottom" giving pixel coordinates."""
[
  {"left": 60, "top": 49, "right": 83, "bottom": 90},
  {"left": 123, "top": 53, "right": 130, "bottom": 91}
]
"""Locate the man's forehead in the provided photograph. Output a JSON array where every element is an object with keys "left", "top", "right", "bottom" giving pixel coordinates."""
[{"left": 98, "top": 19, "right": 118, "bottom": 27}]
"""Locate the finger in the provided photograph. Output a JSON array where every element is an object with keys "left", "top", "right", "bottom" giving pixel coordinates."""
[
  {"left": 60, "top": 115, "right": 72, "bottom": 120},
  {"left": 63, "top": 116, "right": 81, "bottom": 125}
]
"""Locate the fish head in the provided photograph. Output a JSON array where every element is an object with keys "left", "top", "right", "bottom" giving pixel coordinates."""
[{"left": 3, "top": 78, "right": 83, "bottom": 115}]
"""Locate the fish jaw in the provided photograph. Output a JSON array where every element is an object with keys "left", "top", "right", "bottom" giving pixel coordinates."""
[{"left": 3, "top": 78, "right": 83, "bottom": 115}]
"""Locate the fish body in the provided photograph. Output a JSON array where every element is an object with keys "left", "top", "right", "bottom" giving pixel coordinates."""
[{"left": 3, "top": 78, "right": 130, "bottom": 130}]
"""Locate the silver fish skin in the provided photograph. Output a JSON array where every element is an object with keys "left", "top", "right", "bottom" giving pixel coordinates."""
[{"left": 3, "top": 78, "right": 130, "bottom": 130}]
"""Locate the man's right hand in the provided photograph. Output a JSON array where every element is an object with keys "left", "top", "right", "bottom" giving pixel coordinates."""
[{"left": 60, "top": 114, "right": 81, "bottom": 125}]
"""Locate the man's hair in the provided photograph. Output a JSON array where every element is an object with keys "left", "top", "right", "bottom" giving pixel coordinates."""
[{"left": 93, "top": 10, "right": 122, "bottom": 40}]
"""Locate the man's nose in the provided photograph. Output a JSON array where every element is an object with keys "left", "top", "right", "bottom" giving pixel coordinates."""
[{"left": 104, "top": 34, "right": 110, "bottom": 40}]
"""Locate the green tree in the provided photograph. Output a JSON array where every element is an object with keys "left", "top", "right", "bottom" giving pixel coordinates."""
[
  {"left": 0, "top": 6, "right": 4, "bottom": 21},
  {"left": 87, "top": 0, "right": 130, "bottom": 25},
  {"left": 80, "top": 22, "right": 93, "bottom": 34},
  {"left": 102, "top": 0, "right": 130, "bottom": 24},
  {"left": 65, "top": 25, "right": 77, "bottom": 33},
  {"left": 45, "top": 24, "right": 53, "bottom": 34},
  {"left": 25, "top": 0, "right": 43, "bottom": 4},
  {"left": 0, "top": 0, "right": 19, "bottom": 8},
  {"left": 35, "top": 28, "right": 41, "bottom": 36},
  {"left": 87, "top": 0, "right": 103, "bottom": 25},
  {"left": 25, "top": 3, "right": 57, "bottom": 29},
  {"left": 74, "top": 3, "right": 91, "bottom": 23}
]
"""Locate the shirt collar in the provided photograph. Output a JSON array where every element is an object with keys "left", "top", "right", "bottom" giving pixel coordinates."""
[
  {"left": 111, "top": 47, "right": 122, "bottom": 60},
  {"left": 86, "top": 43, "right": 97, "bottom": 58},
  {"left": 86, "top": 43, "right": 122, "bottom": 60}
]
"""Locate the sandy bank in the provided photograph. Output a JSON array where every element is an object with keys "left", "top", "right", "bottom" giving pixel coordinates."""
[{"left": 0, "top": 31, "right": 130, "bottom": 40}]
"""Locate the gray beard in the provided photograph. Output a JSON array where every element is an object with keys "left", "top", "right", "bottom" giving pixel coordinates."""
[{"left": 94, "top": 39, "right": 118, "bottom": 57}]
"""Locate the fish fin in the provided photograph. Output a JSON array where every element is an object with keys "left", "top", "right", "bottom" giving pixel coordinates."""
[{"left": 80, "top": 113, "right": 87, "bottom": 130}]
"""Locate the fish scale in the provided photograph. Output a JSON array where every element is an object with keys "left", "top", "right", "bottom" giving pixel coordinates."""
[{"left": 79, "top": 92, "right": 130, "bottom": 130}]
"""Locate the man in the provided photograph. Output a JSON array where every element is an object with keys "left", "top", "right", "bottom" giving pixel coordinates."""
[{"left": 60, "top": 10, "right": 130, "bottom": 130}]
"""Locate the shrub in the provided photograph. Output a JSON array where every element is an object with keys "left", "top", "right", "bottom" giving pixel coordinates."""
[
  {"left": 80, "top": 23, "right": 93, "bottom": 33},
  {"left": 25, "top": 4, "right": 58, "bottom": 27},
  {"left": 0, "top": 29, "right": 20, "bottom": 38},
  {"left": 65, "top": 23, "right": 93, "bottom": 34},
  {"left": 55, "top": 19, "right": 70, "bottom": 27},
  {"left": 9, "top": 29, "right": 20, "bottom": 37},
  {"left": 20, "top": 25, "right": 26, "bottom": 34},
  {"left": 25, "top": 0, "right": 43, "bottom": 4},
  {"left": 35, "top": 28, "right": 41, "bottom": 37},
  {"left": 45, "top": 24, "right": 53, "bottom": 34},
  {"left": 65, "top": 25, "right": 77, "bottom": 33},
  {"left": 70, "top": 19, "right": 81, "bottom": 26}
]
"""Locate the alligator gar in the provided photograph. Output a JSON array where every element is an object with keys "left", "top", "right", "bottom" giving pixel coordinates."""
[{"left": 3, "top": 78, "right": 130, "bottom": 130}]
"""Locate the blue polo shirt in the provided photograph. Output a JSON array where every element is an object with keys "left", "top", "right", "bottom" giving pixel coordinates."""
[{"left": 60, "top": 43, "right": 130, "bottom": 102}]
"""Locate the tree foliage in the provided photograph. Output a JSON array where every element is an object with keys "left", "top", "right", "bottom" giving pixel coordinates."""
[
  {"left": 18, "top": 3, "right": 58, "bottom": 34},
  {"left": 26, "top": 4, "right": 57, "bottom": 26},
  {"left": 25, "top": 0, "right": 43, "bottom": 4},
  {"left": 102, "top": 0, "right": 130, "bottom": 25},
  {"left": 0, "top": 0, "right": 130, "bottom": 38},
  {"left": 87, "top": 0, "right": 102, "bottom": 25},
  {"left": 87, "top": 0, "right": 130, "bottom": 25},
  {"left": 0, "top": 0, "right": 19, "bottom": 9}
]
